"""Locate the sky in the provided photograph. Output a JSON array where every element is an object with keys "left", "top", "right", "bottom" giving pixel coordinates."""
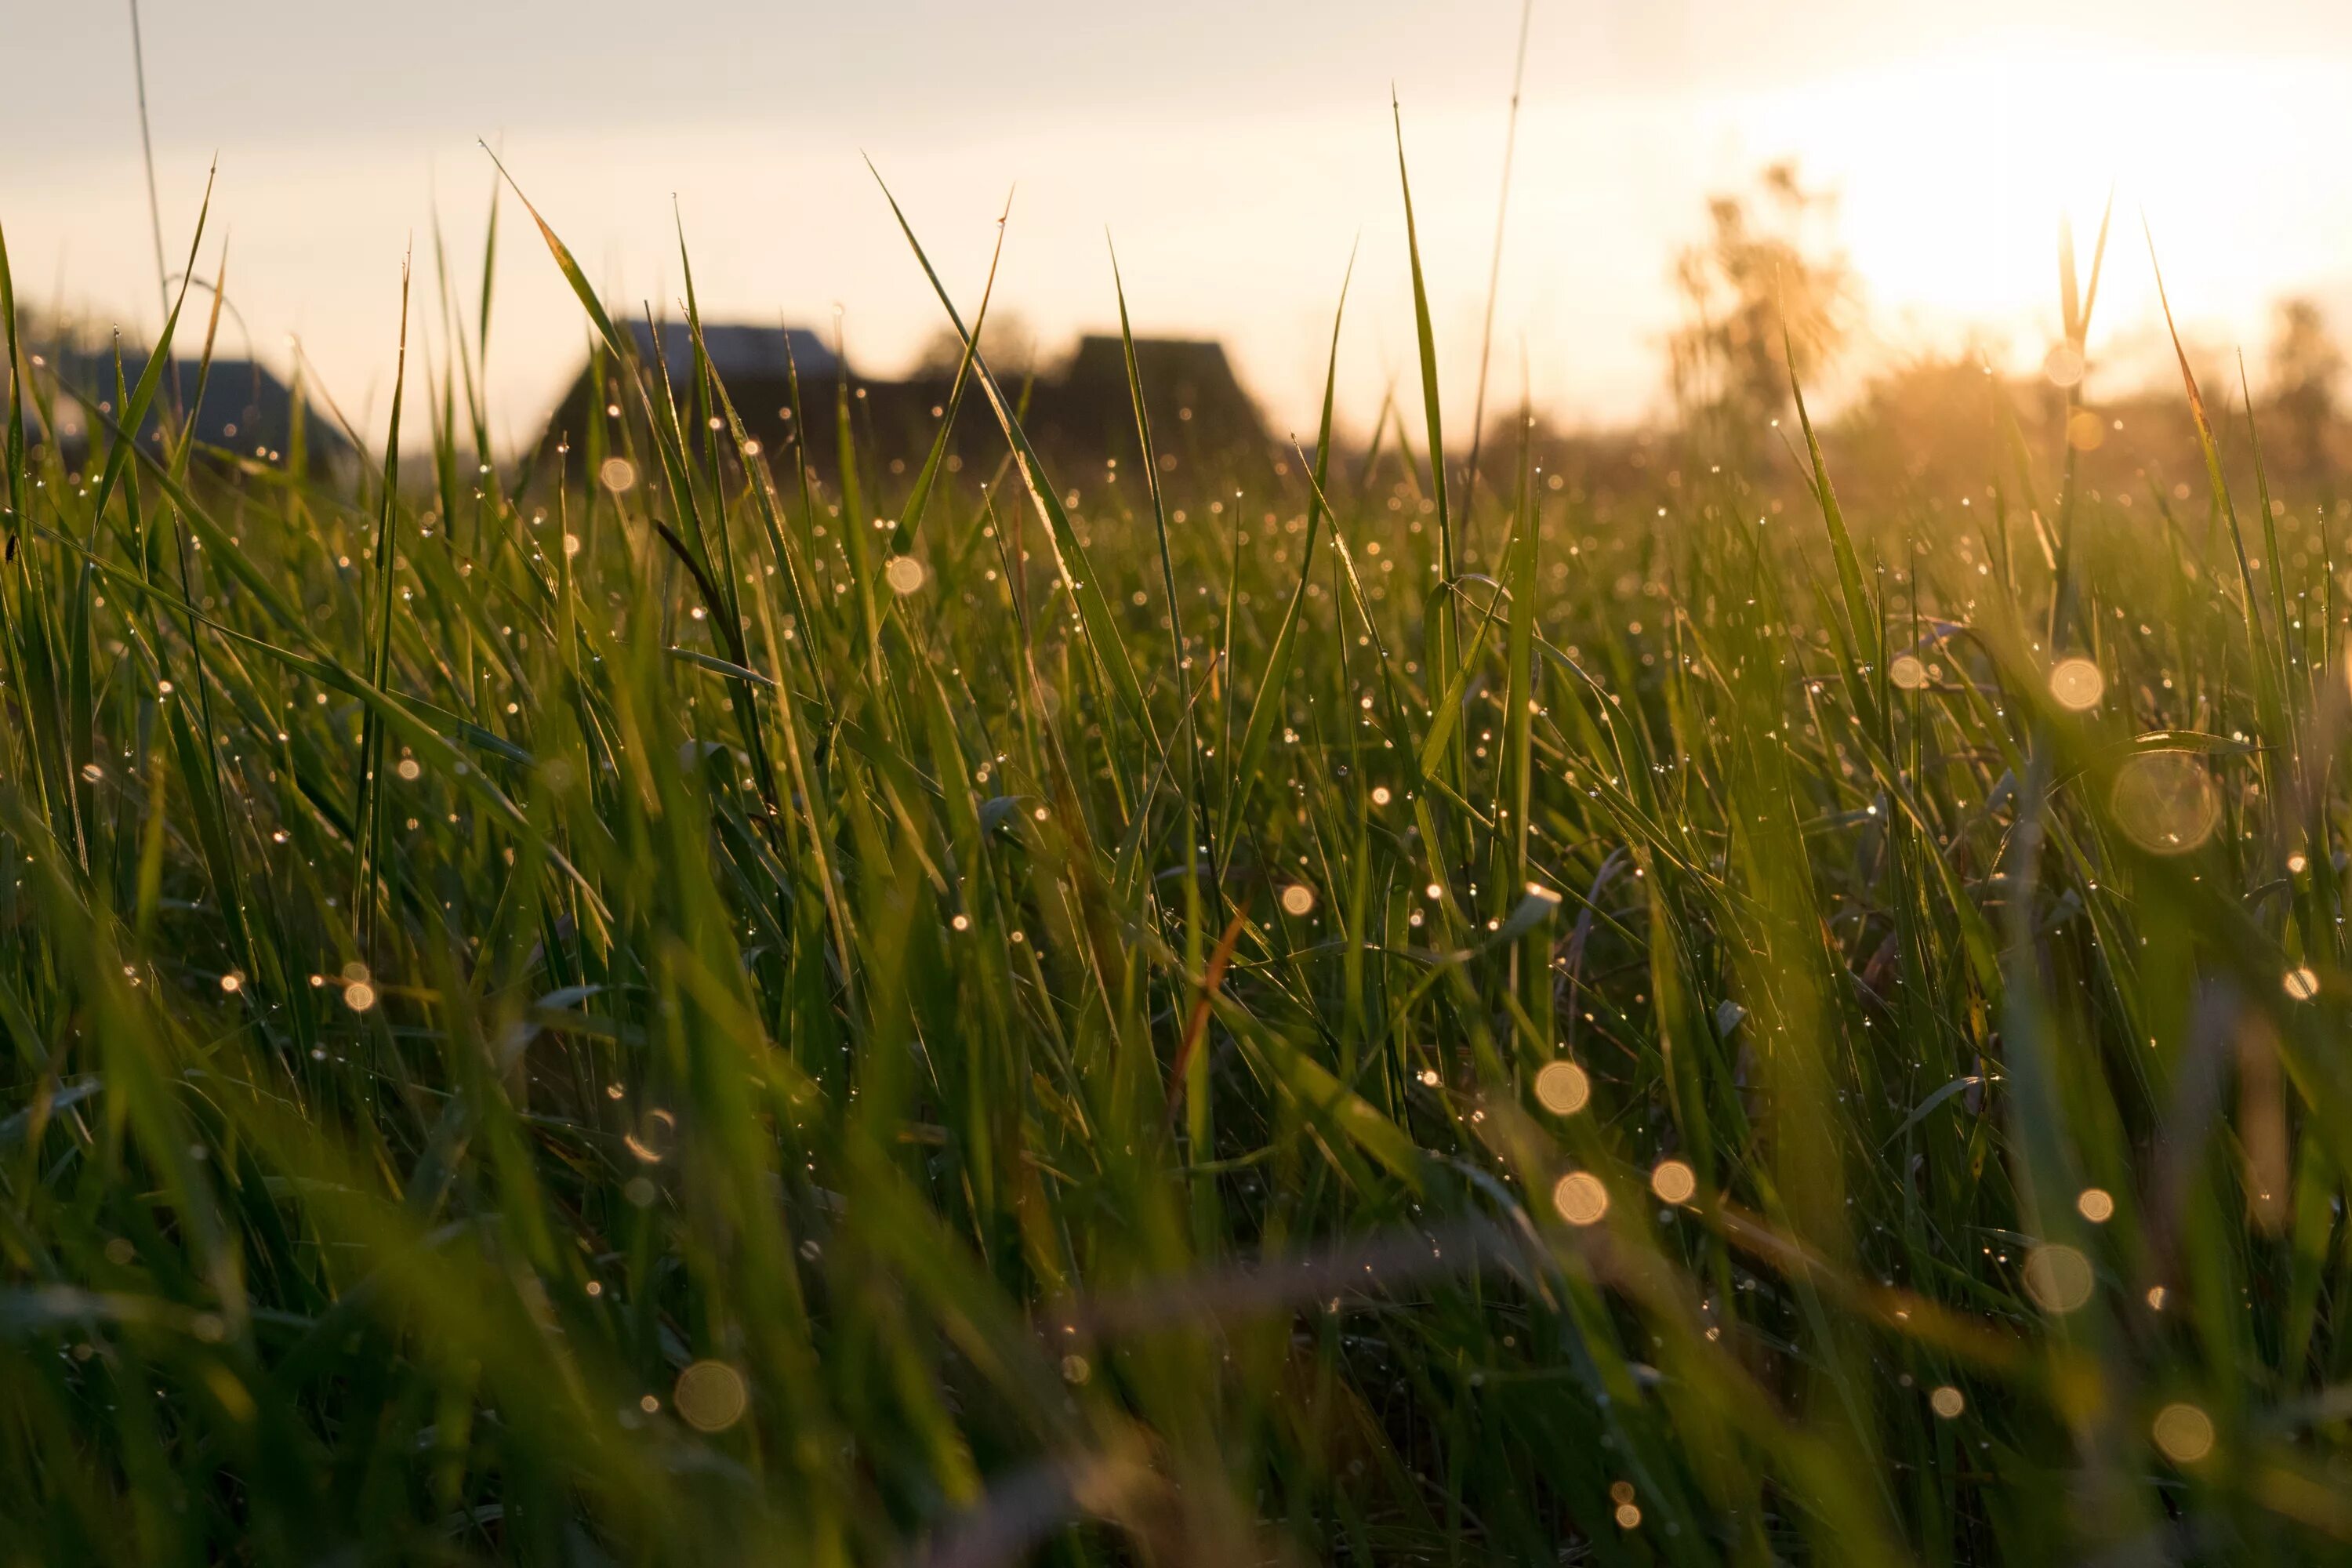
[{"left": 11, "top": 1, "right": 2352, "bottom": 452}]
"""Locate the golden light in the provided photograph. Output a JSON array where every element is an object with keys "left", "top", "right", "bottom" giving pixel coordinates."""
[
  {"left": 2076, "top": 1187, "right": 2115, "bottom": 1223},
  {"left": 2111, "top": 752, "right": 2220, "bottom": 855},
  {"left": 1746, "top": 44, "right": 2317, "bottom": 351},
  {"left": 2151, "top": 1403, "right": 2215, "bottom": 1465},
  {"left": 673, "top": 1361, "right": 749, "bottom": 1433},
  {"left": 1930, "top": 1385, "right": 1965, "bottom": 1419},
  {"left": 2049, "top": 658, "right": 2104, "bottom": 711},
  {"left": 2022, "top": 1243, "right": 2095, "bottom": 1313},
  {"left": 1534, "top": 1061, "right": 1590, "bottom": 1116},
  {"left": 625, "top": 1108, "right": 677, "bottom": 1164},
  {"left": 1552, "top": 1171, "right": 1610, "bottom": 1226},
  {"left": 1650, "top": 1160, "right": 1697, "bottom": 1204}
]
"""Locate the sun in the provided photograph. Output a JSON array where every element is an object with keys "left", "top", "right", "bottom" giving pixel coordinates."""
[{"left": 1735, "top": 37, "right": 2346, "bottom": 372}]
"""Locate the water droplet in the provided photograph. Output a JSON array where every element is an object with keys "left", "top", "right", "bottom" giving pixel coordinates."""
[
  {"left": 673, "top": 1361, "right": 748, "bottom": 1432},
  {"left": 2151, "top": 1402, "right": 2214, "bottom": 1463},
  {"left": 1534, "top": 1062, "right": 1590, "bottom": 1116},
  {"left": 1552, "top": 1171, "right": 1609, "bottom": 1226},
  {"left": 624, "top": 1108, "right": 677, "bottom": 1163},
  {"left": 2111, "top": 751, "right": 2220, "bottom": 855},
  {"left": 2021, "top": 1243, "right": 2094, "bottom": 1312},
  {"left": 1650, "top": 1160, "right": 1697, "bottom": 1204},
  {"left": 2049, "top": 658, "right": 2104, "bottom": 711}
]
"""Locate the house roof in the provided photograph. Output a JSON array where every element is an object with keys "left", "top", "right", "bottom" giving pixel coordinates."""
[
  {"left": 16, "top": 342, "right": 347, "bottom": 464},
  {"left": 624, "top": 320, "right": 842, "bottom": 386}
]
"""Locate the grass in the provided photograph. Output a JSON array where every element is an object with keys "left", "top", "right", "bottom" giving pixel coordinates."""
[{"left": 4, "top": 125, "right": 2352, "bottom": 1565}]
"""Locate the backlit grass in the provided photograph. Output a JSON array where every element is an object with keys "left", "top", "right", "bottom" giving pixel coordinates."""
[{"left": 4, "top": 139, "right": 2352, "bottom": 1565}]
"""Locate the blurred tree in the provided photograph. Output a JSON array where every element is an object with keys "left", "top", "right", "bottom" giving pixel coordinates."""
[
  {"left": 1668, "top": 161, "right": 1856, "bottom": 456},
  {"left": 2266, "top": 296, "right": 2341, "bottom": 477},
  {"left": 915, "top": 309, "right": 1037, "bottom": 379}
]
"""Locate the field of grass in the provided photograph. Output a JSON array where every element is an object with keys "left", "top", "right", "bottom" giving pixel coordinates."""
[{"left": 5, "top": 136, "right": 2352, "bottom": 1566}]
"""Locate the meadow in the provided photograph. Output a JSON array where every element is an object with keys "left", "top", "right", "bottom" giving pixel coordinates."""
[{"left": 3, "top": 130, "right": 2352, "bottom": 1566}]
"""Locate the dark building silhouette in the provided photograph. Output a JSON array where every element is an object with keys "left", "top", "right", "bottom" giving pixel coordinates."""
[
  {"left": 535, "top": 320, "right": 1268, "bottom": 481},
  {"left": 16, "top": 335, "right": 350, "bottom": 475}
]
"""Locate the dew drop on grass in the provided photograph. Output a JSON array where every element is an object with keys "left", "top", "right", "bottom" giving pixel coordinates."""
[
  {"left": 2284, "top": 966, "right": 2320, "bottom": 1000},
  {"left": 885, "top": 556, "right": 926, "bottom": 595},
  {"left": 1650, "top": 1160, "right": 1697, "bottom": 1204},
  {"left": 2151, "top": 1403, "right": 2214, "bottom": 1464},
  {"left": 2110, "top": 752, "right": 2221, "bottom": 855},
  {"left": 625, "top": 1109, "right": 677, "bottom": 1163},
  {"left": 2076, "top": 1187, "right": 2115, "bottom": 1222},
  {"left": 2049, "top": 658, "right": 2104, "bottom": 710},
  {"left": 1279, "top": 884, "right": 1316, "bottom": 916},
  {"left": 1930, "top": 1386, "right": 1965, "bottom": 1418},
  {"left": 343, "top": 982, "right": 377, "bottom": 1013},
  {"left": 2021, "top": 1243, "right": 2094, "bottom": 1313},
  {"left": 673, "top": 1361, "right": 748, "bottom": 1432},
  {"left": 1552, "top": 1171, "right": 1608, "bottom": 1226},
  {"left": 599, "top": 457, "right": 636, "bottom": 494},
  {"left": 1889, "top": 654, "right": 1928, "bottom": 691},
  {"left": 1534, "top": 1062, "right": 1591, "bottom": 1116}
]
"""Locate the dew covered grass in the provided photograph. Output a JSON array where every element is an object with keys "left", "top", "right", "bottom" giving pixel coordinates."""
[{"left": 4, "top": 136, "right": 2352, "bottom": 1566}]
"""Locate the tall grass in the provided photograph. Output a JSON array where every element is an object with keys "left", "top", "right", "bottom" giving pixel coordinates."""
[{"left": 3, "top": 129, "right": 2352, "bottom": 1565}]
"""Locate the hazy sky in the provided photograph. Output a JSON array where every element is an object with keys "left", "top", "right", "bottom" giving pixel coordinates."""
[{"left": 13, "top": 1, "right": 2352, "bottom": 449}]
